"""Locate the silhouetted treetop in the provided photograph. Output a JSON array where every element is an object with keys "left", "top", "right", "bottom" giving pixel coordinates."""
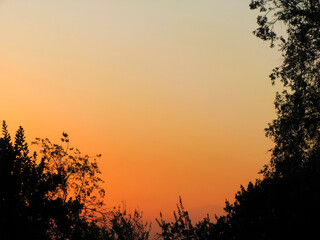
[
  {"left": 0, "top": 121, "right": 153, "bottom": 240},
  {"left": 0, "top": 122, "right": 107, "bottom": 239},
  {"left": 32, "top": 134, "right": 106, "bottom": 222},
  {"left": 250, "top": 0, "right": 320, "bottom": 48}
]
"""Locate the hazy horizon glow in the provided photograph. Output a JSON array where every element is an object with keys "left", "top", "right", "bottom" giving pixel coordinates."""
[{"left": 0, "top": 0, "right": 280, "bottom": 223}]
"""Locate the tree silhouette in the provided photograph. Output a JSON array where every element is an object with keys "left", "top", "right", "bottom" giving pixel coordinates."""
[
  {"left": 3, "top": 2, "right": 320, "bottom": 239},
  {"left": 210, "top": 169, "right": 320, "bottom": 239},
  {"left": 157, "top": 1, "right": 320, "bottom": 239},
  {"left": 0, "top": 121, "right": 153, "bottom": 240},
  {"left": 0, "top": 121, "right": 106, "bottom": 239},
  {"left": 31, "top": 133, "right": 106, "bottom": 223},
  {"left": 250, "top": 0, "right": 320, "bottom": 177},
  {"left": 207, "top": 1, "right": 320, "bottom": 238}
]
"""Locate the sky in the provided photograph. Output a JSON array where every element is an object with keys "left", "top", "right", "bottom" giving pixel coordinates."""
[{"left": 0, "top": 0, "right": 281, "bottom": 225}]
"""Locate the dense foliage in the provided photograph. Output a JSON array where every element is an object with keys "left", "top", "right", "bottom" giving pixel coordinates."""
[
  {"left": 250, "top": 0, "right": 320, "bottom": 177},
  {"left": 0, "top": 122, "right": 151, "bottom": 240},
  {"left": 213, "top": 169, "right": 320, "bottom": 239},
  {"left": 0, "top": 121, "right": 106, "bottom": 239}
]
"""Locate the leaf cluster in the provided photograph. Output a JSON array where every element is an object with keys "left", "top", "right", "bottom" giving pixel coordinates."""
[
  {"left": 106, "top": 205, "right": 151, "bottom": 240},
  {"left": 0, "top": 121, "right": 106, "bottom": 239},
  {"left": 249, "top": 0, "right": 320, "bottom": 178},
  {"left": 156, "top": 196, "right": 214, "bottom": 240}
]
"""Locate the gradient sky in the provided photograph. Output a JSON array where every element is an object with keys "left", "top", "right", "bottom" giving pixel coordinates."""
[{"left": 0, "top": 0, "right": 281, "bottom": 224}]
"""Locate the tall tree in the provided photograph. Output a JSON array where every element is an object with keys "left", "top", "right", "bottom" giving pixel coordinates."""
[
  {"left": 250, "top": 0, "right": 320, "bottom": 177},
  {"left": 204, "top": 2, "right": 320, "bottom": 238},
  {"left": 158, "top": 2, "right": 320, "bottom": 239}
]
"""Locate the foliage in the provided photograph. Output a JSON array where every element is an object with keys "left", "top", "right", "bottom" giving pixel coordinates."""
[
  {"left": 157, "top": 170, "right": 320, "bottom": 239},
  {"left": 0, "top": 121, "right": 106, "bottom": 239},
  {"left": 2, "top": 1, "right": 320, "bottom": 239},
  {"left": 156, "top": 197, "right": 214, "bottom": 240},
  {"left": 212, "top": 168, "right": 320, "bottom": 239},
  {"left": 157, "top": 1, "right": 320, "bottom": 239},
  {"left": 250, "top": 0, "right": 320, "bottom": 177},
  {"left": 106, "top": 205, "right": 151, "bottom": 240},
  {"left": 208, "top": 1, "right": 320, "bottom": 238},
  {"left": 206, "top": 1, "right": 320, "bottom": 238},
  {"left": 0, "top": 121, "right": 153, "bottom": 240},
  {"left": 31, "top": 134, "right": 106, "bottom": 223}
]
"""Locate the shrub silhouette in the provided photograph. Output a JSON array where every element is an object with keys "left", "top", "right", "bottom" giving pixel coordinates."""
[
  {"left": 156, "top": 196, "right": 214, "bottom": 240},
  {"left": 107, "top": 205, "right": 151, "bottom": 240}
]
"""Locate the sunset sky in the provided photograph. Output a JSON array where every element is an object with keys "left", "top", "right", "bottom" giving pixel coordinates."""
[{"left": 0, "top": 0, "right": 281, "bottom": 224}]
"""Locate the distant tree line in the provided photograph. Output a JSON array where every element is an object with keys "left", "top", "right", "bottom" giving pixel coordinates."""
[{"left": 1, "top": 0, "right": 320, "bottom": 239}]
